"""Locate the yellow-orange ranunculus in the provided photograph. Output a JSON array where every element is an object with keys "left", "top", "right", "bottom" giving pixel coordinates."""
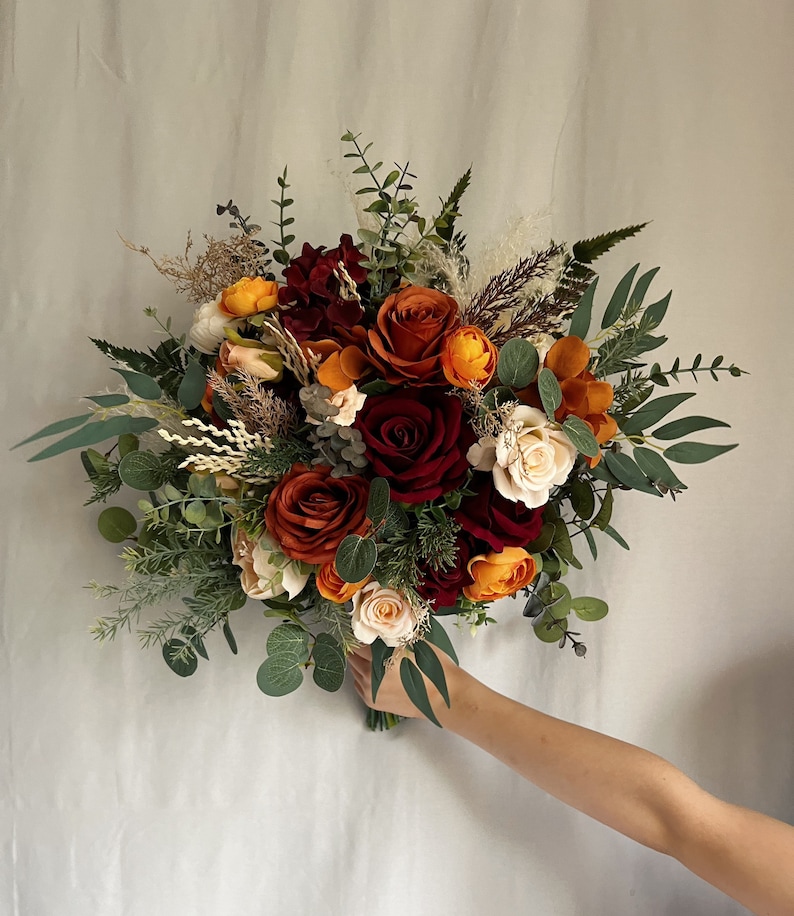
[
  {"left": 440, "top": 326, "right": 498, "bottom": 388},
  {"left": 219, "top": 277, "right": 279, "bottom": 317},
  {"left": 463, "top": 547, "right": 537, "bottom": 602},
  {"left": 316, "top": 561, "right": 369, "bottom": 603}
]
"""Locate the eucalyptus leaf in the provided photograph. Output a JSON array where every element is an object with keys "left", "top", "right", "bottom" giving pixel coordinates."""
[
  {"left": 370, "top": 639, "right": 394, "bottom": 702},
  {"left": 183, "top": 499, "right": 207, "bottom": 525},
  {"left": 256, "top": 654, "right": 304, "bottom": 696},
  {"left": 602, "top": 524, "right": 630, "bottom": 550},
  {"left": 601, "top": 263, "right": 640, "bottom": 329},
  {"left": 537, "top": 368, "right": 562, "bottom": 419},
  {"left": 335, "top": 535, "right": 377, "bottom": 583},
  {"left": 414, "top": 642, "right": 450, "bottom": 707},
  {"left": 620, "top": 392, "right": 696, "bottom": 436},
  {"left": 181, "top": 624, "right": 209, "bottom": 660},
  {"left": 572, "top": 596, "right": 609, "bottom": 621},
  {"left": 81, "top": 448, "right": 109, "bottom": 478},
  {"left": 603, "top": 451, "right": 662, "bottom": 497},
  {"left": 497, "top": 338, "right": 539, "bottom": 389},
  {"left": 117, "top": 433, "right": 139, "bottom": 457},
  {"left": 87, "top": 394, "right": 130, "bottom": 408},
  {"left": 652, "top": 415, "right": 730, "bottom": 440},
  {"left": 533, "top": 613, "right": 568, "bottom": 643},
  {"left": 570, "top": 478, "right": 596, "bottom": 520},
  {"left": 12, "top": 412, "right": 92, "bottom": 450},
  {"left": 178, "top": 358, "right": 207, "bottom": 410},
  {"left": 366, "top": 477, "right": 390, "bottom": 527},
  {"left": 28, "top": 416, "right": 158, "bottom": 462},
  {"left": 267, "top": 623, "right": 310, "bottom": 663},
  {"left": 562, "top": 417, "right": 600, "bottom": 458},
  {"left": 424, "top": 616, "right": 459, "bottom": 666},
  {"left": 222, "top": 619, "right": 239, "bottom": 655},
  {"left": 110, "top": 367, "right": 162, "bottom": 400},
  {"left": 526, "top": 522, "right": 555, "bottom": 553},
  {"left": 399, "top": 658, "right": 442, "bottom": 727},
  {"left": 632, "top": 447, "right": 687, "bottom": 490},
  {"left": 481, "top": 386, "right": 519, "bottom": 413},
  {"left": 628, "top": 266, "right": 660, "bottom": 309},
  {"left": 644, "top": 291, "right": 672, "bottom": 328},
  {"left": 568, "top": 278, "right": 598, "bottom": 340},
  {"left": 312, "top": 639, "right": 345, "bottom": 692},
  {"left": 591, "top": 485, "right": 614, "bottom": 530},
  {"left": 162, "top": 639, "right": 198, "bottom": 677},
  {"left": 97, "top": 506, "right": 137, "bottom": 543},
  {"left": 663, "top": 441, "right": 738, "bottom": 464},
  {"left": 118, "top": 450, "right": 165, "bottom": 490}
]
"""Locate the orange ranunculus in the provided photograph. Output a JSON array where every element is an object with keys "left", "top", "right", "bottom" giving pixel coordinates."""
[
  {"left": 302, "top": 333, "right": 372, "bottom": 394},
  {"left": 543, "top": 335, "right": 617, "bottom": 467},
  {"left": 219, "top": 277, "right": 279, "bottom": 318},
  {"left": 316, "top": 561, "right": 369, "bottom": 603},
  {"left": 440, "top": 326, "right": 498, "bottom": 388},
  {"left": 367, "top": 285, "right": 460, "bottom": 385},
  {"left": 264, "top": 464, "right": 370, "bottom": 564},
  {"left": 463, "top": 547, "right": 537, "bottom": 602}
]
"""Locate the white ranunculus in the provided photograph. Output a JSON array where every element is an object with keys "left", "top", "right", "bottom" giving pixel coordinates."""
[
  {"left": 189, "top": 295, "right": 245, "bottom": 355},
  {"left": 351, "top": 581, "right": 417, "bottom": 647},
  {"left": 232, "top": 529, "right": 309, "bottom": 600},
  {"left": 472, "top": 405, "right": 576, "bottom": 509}
]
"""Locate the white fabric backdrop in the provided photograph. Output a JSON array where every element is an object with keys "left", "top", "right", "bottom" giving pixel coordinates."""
[{"left": 2, "top": 2, "right": 793, "bottom": 914}]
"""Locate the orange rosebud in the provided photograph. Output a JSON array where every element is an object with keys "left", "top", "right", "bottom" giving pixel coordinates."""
[
  {"left": 316, "top": 561, "right": 369, "bottom": 603},
  {"left": 463, "top": 547, "right": 537, "bottom": 602},
  {"left": 219, "top": 277, "right": 279, "bottom": 318},
  {"left": 440, "top": 326, "right": 498, "bottom": 388}
]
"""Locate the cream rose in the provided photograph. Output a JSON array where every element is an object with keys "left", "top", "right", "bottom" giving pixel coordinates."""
[
  {"left": 306, "top": 384, "right": 367, "bottom": 428},
  {"left": 232, "top": 529, "right": 309, "bottom": 600},
  {"left": 351, "top": 581, "right": 417, "bottom": 647},
  {"left": 219, "top": 339, "right": 283, "bottom": 381},
  {"left": 189, "top": 295, "right": 245, "bottom": 355},
  {"left": 468, "top": 405, "right": 576, "bottom": 509}
]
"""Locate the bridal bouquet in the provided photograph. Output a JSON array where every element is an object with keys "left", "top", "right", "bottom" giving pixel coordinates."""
[{"left": 16, "top": 133, "right": 742, "bottom": 727}]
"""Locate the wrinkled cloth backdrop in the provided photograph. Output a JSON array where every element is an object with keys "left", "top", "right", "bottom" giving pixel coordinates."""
[{"left": 2, "top": 2, "right": 793, "bottom": 914}]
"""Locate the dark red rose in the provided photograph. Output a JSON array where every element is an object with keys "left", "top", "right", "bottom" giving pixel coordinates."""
[
  {"left": 354, "top": 388, "right": 474, "bottom": 503},
  {"left": 278, "top": 234, "right": 367, "bottom": 342},
  {"left": 454, "top": 473, "right": 544, "bottom": 552},
  {"left": 416, "top": 532, "right": 479, "bottom": 610},
  {"left": 264, "top": 463, "right": 370, "bottom": 564}
]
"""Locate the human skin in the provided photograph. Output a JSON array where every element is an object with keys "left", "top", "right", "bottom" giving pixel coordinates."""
[{"left": 348, "top": 646, "right": 794, "bottom": 916}]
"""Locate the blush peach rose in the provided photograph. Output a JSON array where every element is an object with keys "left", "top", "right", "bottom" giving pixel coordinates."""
[
  {"left": 351, "top": 581, "right": 417, "bottom": 647},
  {"left": 463, "top": 547, "right": 537, "bottom": 602},
  {"left": 219, "top": 277, "right": 279, "bottom": 318},
  {"left": 440, "top": 326, "right": 498, "bottom": 388}
]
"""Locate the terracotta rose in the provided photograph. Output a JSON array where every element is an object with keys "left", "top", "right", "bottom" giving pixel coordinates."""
[
  {"left": 367, "top": 286, "right": 460, "bottom": 385},
  {"left": 265, "top": 464, "right": 370, "bottom": 564}
]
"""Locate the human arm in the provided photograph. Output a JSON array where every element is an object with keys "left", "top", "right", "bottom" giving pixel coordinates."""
[{"left": 348, "top": 646, "right": 794, "bottom": 916}]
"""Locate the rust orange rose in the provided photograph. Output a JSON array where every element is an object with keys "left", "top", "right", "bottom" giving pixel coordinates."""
[
  {"left": 463, "top": 547, "right": 537, "bottom": 602},
  {"left": 523, "top": 335, "right": 618, "bottom": 467},
  {"left": 441, "top": 326, "right": 498, "bottom": 388},
  {"left": 264, "top": 463, "right": 370, "bottom": 564},
  {"left": 367, "top": 285, "right": 460, "bottom": 385},
  {"left": 316, "top": 561, "right": 369, "bottom": 603},
  {"left": 219, "top": 277, "right": 279, "bottom": 318}
]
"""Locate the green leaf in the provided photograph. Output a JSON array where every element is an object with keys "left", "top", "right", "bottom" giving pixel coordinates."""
[
  {"left": 335, "top": 535, "right": 377, "bottom": 583},
  {"left": 366, "top": 477, "right": 390, "bottom": 527},
  {"left": 178, "top": 358, "right": 207, "bottom": 410},
  {"left": 312, "top": 637, "right": 345, "bottom": 692},
  {"left": 256, "top": 654, "right": 304, "bottom": 696},
  {"left": 97, "top": 506, "right": 137, "bottom": 542},
  {"left": 562, "top": 417, "right": 600, "bottom": 458},
  {"left": 620, "top": 392, "right": 696, "bottom": 436},
  {"left": 181, "top": 624, "right": 209, "bottom": 660},
  {"left": 222, "top": 619, "right": 239, "bottom": 655},
  {"left": 183, "top": 499, "right": 207, "bottom": 525},
  {"left": 413, "top": 641, "right": 450, "bottom": 707},
  {"left": 644, "top": 291, "right": 672, "bottom": 327},
  {"left": 267, "top": 623, "right": 310, "bottom": 663},
  {"left": 87, "top": 394, "right": 130, "bottom": 408},
  {"left": 591, "top": 485, "right": 614, "bottom": 530},
  {"left": 603, "top": 451, "right": 662, "bottom": 496},
  {"left": 399, "top": 658, "right": 442, "bottom": 727},
  {"left": 580, "top": 523, "right": 597, "bottom": 560},
  {"left": 117, "top": 433, "right": 139, "bottom": 457},
  {"left": 663, "top": 441, "right": 739, "bottom": 464},
  {"left": 81, "top": 448, "right": 109, "bottom": 478},
  {"left": 28, "top": 416, "right": 158, "bottom": 462},
  {"left": 537, "top": 368, "right": 562, "bottom": 418},
  {"left": 481, "top": 386, "right": 519, "bottom": 413},
  {"left": 628, "top": 266, "right": 660, "bottom": 310},
  {"left": 357, "top": 229, "right": 382, "bottom": 247},
  {"left": 533, "top": 613, "right": 568, "bottom": 643},
  {"left": 110, "top": 367, "right": 162, "bottom": 400},
  {"left": 602, "top": 524, "right": 630, "bottom": 550},
  {"left": 552, "top": 518, "right": 579, "bottom": 565},
  {"left": 652, "top": 415, "right": 731, "bottom": 440},
  {"left": 370, "top": 639, "right": 394, "bottom": 702},
  {"left": 118, "top": 450, "right": 165, "bottom": 490},
  {"left": 162, "top": 639, "right": 198, "bottom": 677},
  {"left": 568, "top": 278, "right": 598, "bottom": 339},
  {"left": 632, "top": 447, "right": 687, "bottom": 490},
  {"left": 497, "top": 338, "right": 539, "bottom": 388},
  {"left": 570, "top": 478, "right": 596, "bottom": 520},
  {"left": 526, "top": 522, "right": 555, "bottom": 553},
  {"left": 572, "top": 224, "right": 648, "bottom": 264},
  {"left": 572, "top": 597, "right": 609, "bottom": 621},
  {"left": 543, "top": 581, "right": 572, "bottom": 619},
  {"left": 12, "top": 412, "right": 92, "bottom": 450},
  {"left": 601, "top": 263, "right": 640, "bottom": 329},
  {"left": 424, "top": 615, "right": 459, "bottom": 666}
]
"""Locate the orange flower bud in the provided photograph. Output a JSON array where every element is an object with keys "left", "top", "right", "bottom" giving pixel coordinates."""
[
  {"left": 463, "top": 547, "right": 537, "bottom": 602},
  {"left": 219, "top": 277, "right": 279, "bottom": 318},
  {"left": 440, "top": 326, "right": 498, "bottom": 388},
  {"left": 316, "top": 561, "right": 369, "bottom": 603}
]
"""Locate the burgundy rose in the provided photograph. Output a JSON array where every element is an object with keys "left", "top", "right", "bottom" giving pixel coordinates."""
[
  {"left": 355, "top": 388, "right": 474, "bottom": 503},
  {"left": 278, "top": 234, "right": 367, "bottom": 342},
  {"left": 454, "top": 473, "right": 544, "bottom": 552},
  {"left": 416, "top": 532, "right": 480, "bottom": 610}
]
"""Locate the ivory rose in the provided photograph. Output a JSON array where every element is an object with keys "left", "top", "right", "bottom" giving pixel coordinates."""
[
  {"left": 468, "top": 405, "right": 576, "bottom": 508},
  {"left": 232, "top": 529, "right": 309, "bottom": 600},
  {"left": 220, "top": 276, "right": 279, "bottom": 318},
  {"left": 463, "top": 547, "right": 537, "bottom": 602},
  {"left": 189, "top": 296, "right": 245, "bottom": 354},
  {"left": 440, "top": 326, "right": 498, "bottom": 388},
  {"left": 351, "top": 581, "right": 417, "bottom": 647}
]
